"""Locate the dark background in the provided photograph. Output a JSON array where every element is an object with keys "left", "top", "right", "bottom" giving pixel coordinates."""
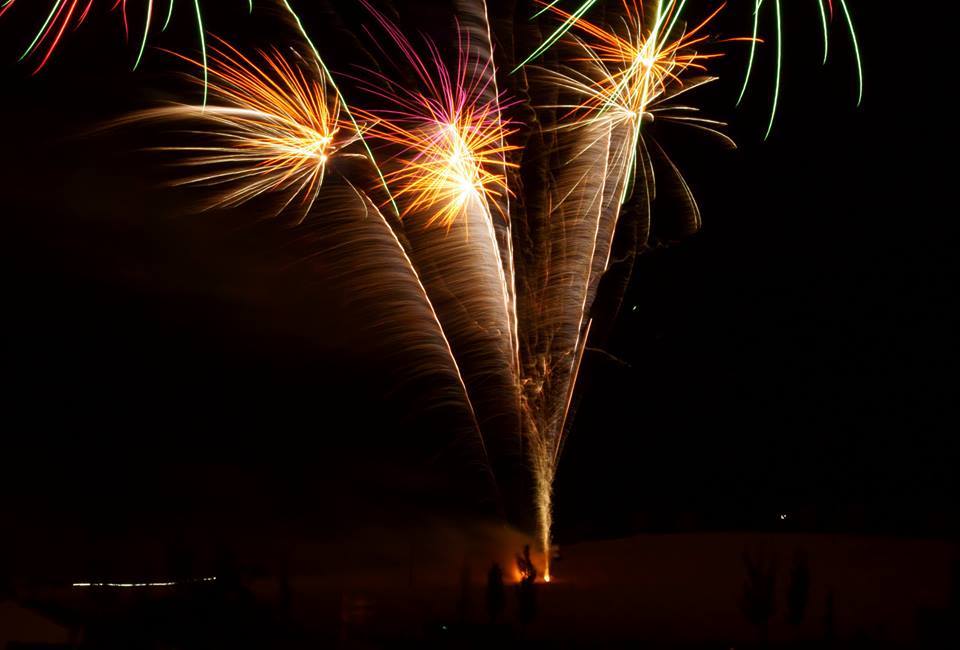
[{"left": 0, "top": 0, "right": 954, "bottom": 575}]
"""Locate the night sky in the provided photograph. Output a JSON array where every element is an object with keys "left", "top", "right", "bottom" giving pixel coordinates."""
[{"left": 1, "top": 0, "right": 954, "bottom": 574}]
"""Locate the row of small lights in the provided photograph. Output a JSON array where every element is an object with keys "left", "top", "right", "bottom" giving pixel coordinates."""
[{"left": 72, "top": 577, "right": 217, "bottom": 588}]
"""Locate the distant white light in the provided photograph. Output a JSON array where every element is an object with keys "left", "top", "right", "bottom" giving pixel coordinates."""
[
  {"left": 779, "top": 513, "right": 789, "bottom": 521},
  {"left": 72, "top": 577, "right": 216, "bottom": 588}
]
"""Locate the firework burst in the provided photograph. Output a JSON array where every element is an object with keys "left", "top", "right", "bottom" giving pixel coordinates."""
[
  {"left": 353, "top": 10, "right": 518, "bottom": 228},
  {"left": 543, "top": 0, "right": 734, "bottom": 192},
  {"left": 122, "top": 38, "right": 362, "bottom": 221},
  {"left": 737, "top": 0, "right": 864, "bottom": 136},
  {"left": 517, "top": 0, "right": 864, "bottom": 136},
  {"left": 1, "top": 0, "right": 97, "bottom": 72},
  {"left": 343, "top": 1, "right": 526, "bottom": 491},
  {"left": 513, "top": 0, "right": 739, "bottom": 579},
  {"left": 367, "top": 108, "right": 515, "bottom": 230},
  {"left": 0, "top": 1, "right": 232, "bottom": 73}
]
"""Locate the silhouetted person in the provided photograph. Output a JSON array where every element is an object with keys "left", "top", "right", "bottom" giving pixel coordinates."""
[
  {"left": 741, "top": 551, "right": 776, "bottom": 646},
  {"left": 516, "top": 545, "right": 537, "bottom": 625},
  {"left": 486, "top": 563, "right": 506, "bottom": 623},
  {"left": 515, "top": 544, "right": 537, "bottom": 582}
]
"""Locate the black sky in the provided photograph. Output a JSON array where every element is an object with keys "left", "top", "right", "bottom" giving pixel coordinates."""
[{"left": 1, "top": 0, "right": 955, "bottom": 562}]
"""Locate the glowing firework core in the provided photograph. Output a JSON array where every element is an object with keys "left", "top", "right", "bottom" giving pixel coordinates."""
[
  {"left": 387, "top": 117, "right": 500, "bottom": 228},
  {"left": 360, "top": 84, "right": 517, "bottom": 228}
]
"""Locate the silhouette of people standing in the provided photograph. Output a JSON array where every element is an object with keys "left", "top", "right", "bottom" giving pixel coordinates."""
[
  {"left": 486, "top": 563, "right": 505, "bottom": 623},
  {"left": 515, "top": 545, "right": 537, "bottom": 624}
]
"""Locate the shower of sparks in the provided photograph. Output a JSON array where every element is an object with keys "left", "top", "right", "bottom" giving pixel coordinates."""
[
  {"left": 1, "top": 0, "right": 94, "bottom": 73},
  {"left": 372, "top": 116, "right": 518, "bottom": 229},
  {"left": 330, "top": 5, "right": 524, "bottom": 539},
  {"left": 124, "top": 38, "right": 363, "bottom": 221},
  {"left": 545, "top": 0, "right": 733, "bottom": 190},
  {"left": 737, "top": 0, "right": 863, "bottom": 136},
  {"left": 518, "top": 0, "right": 864, "bottom": 136},
  {"left": 0, "top": 0, "right": 253, "bottom": 100},
  {"left": 278, "top": 0, "right": 399, "bottom": 216},
  {"left": 354, "top": 5, "right": 519, "bottom": 228},
  {"left": 520, "top": 1, "right": 736, "bottom": 578}
]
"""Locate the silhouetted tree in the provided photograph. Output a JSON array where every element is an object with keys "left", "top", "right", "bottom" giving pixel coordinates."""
[
  {"left": 516, "top": 545, "right": 538, "bottom": 625},
  {"left": 741, "top": 551, "right": 777, "bottom": 645},
  {"left": 486, "top": 563, "right": 506, "bottom": 623},
  {"left": 786, "top": 549, "right": 811, "bottom": 627}
]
